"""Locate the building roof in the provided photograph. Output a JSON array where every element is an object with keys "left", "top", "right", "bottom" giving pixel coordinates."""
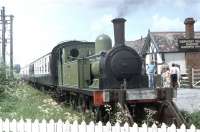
[
  {"left": 126, "top": 31, "right": 200, "bottom": 55},
  {"left": 150, "top": 31, "right": 200, "bottom": 52},
  {"left": 125, "top": 38, "right": 146, "bottom": 55}
]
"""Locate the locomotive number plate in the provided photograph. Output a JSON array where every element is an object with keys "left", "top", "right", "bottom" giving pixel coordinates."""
[{"left": 126, "top": 89, "right": 157, "bottom": 100}]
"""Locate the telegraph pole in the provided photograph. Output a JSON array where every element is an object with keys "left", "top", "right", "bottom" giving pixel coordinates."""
[
  {"left": 1, "top": 6, "right": 6, "bottom": 77},
  {"left": 0, "top": 6, "right": 14, "bottom": 78},
  {"left": 10, "top": 15, "right": 14, "bottom": 78},
  {"left": 1, "top": 7, "right": 6, "bottom": 64}
]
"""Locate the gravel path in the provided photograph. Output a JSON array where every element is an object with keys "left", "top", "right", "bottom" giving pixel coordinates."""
[{"left": 174, "top": 88, "right": 200, "bottom": 113}]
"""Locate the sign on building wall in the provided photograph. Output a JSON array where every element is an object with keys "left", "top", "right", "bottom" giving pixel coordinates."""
[{"left": 178, "top": 39, "right": 200, "bottom": 51}]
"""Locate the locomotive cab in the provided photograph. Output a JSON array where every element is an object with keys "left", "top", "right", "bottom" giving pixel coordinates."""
[{"left": 50, "top": 41, "right": 95, "bottom": 87}]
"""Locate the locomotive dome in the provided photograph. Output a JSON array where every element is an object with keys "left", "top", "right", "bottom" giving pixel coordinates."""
[{"left": 95, "top": 34, "right": 112, "bottom": 54}]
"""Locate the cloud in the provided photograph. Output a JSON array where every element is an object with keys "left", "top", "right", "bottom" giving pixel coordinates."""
[
  {"left": 3, "top": 0, "right": 200, "bottom": 17},
  {"left": 151, "top": 15, "right": 183, "bottom": 31},
  {"left": 174, "top": 0, "right": 187, "bottom": 8},
  {"left": 88, "top": 14, "right": 114, "bottom": 43},
  {"left": 151, "top": 15, "right": 200, "bottom": 31},
  {"left": 2, "top": 0, "right": 200, "bottom": 66},
  {"left": 195, "top": 21, "right": 200, "bottom": 31},
  {"left": 90, "top": 14, "right": 113, "bottom": 33},
  {"left": 63, "top": 0, "right": 200, "bottom": 17},
  {"left": 2, "top": 0, "right": 72, "bottom": 66}
]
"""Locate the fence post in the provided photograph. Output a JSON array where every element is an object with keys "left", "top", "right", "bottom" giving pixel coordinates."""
[
  {"left": 39, "top": 119, "right": 47, "bottom": 132},
  {"left": 113, "top": 122, "right": 120, "bottom": 132},
  {"left": 25, "top": 119, "right": 32, "bottom": 132},
  {"left": 56, "top": 119, "right": 63, "bottom": 132},
  {"left": 47, "top": 119, "right": 55, "bottom": 132},
  {"left": 180, "top": 124, "right": 186, "bottom": 132},
  {"left": 3, "top": 118, "right": 10, "bottom": 132},
  {"left": 71, "top": 120, "right": 78, "bottom": 132},
  {"left": 17, "top": 119, "right": 25, "bottom": 132},
  {"left": 169, "top": 124, "right": 176, "bottom": 132},
  {"left": 124, "top": 122, "right": 130, "bottom": 132},
  {"left": 0, "top": 119, "right": 2, "bottom": 132},
  {"left": 131, "top": 123, "right": 139, "bottom": 132},
  {"left": 79, "top": 121, "right": 87, "bottom": 132},
  {"left": 160, "top": 123, "right": 167, "bottom": 132},
  {"left": 10, "top": 119, "right": 17, "bottom": 132},
  {"left": 152, "top": 123, "right": 158, "bottom": 132},
  {"left": 192, "top": 68, "right": 194, "bottom": 85},
  {"left": 95, "top": 121, "right": 103, "bottom": 132},
  {"left": 63, "top": 120, "right": 70, "bottom": 132},
  {"left": 87, "top": 121, "right": 95, "bottom": 132},
  {"left": 32, "top": 119, "right": 39, "bottom": 132},
  {"left": 141, "top": 123, "right": 148, "bottom": 132},
  {"left": 105, "top": 122, "right": 112, "bottom": 132},
  {"left": 190, "top": 124, "right": 196, "bottom": 132}
]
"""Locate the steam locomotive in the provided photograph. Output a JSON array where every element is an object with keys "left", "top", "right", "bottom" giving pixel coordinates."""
[{"left": 21, "top": 18, "right": 185, "bottom": 125}]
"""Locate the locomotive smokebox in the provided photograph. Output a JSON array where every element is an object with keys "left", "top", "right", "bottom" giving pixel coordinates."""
[{"left": 112, "top": 18, "right": 126, "bottom": 46}]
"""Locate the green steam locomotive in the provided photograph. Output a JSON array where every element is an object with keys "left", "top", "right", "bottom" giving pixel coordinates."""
[{"left": 21, "top": 18, "right": 185, "bottom": 126}]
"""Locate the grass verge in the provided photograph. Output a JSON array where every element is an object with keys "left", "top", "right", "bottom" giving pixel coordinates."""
[{"left": 0, "top": 83, "right": 90, "bottom": 122}]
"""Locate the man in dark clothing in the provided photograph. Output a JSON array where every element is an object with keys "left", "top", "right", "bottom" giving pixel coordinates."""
[{"left": 170, "top": 63, "right": 178, "bottom": 88}]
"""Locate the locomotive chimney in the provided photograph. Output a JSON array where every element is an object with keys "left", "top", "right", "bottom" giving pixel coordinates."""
[
  {"left": 112, "top": 18, "right": 126, "bottom": 46},
  {"left": 184, "top": 17, "right": 195, "bottom": 39}
]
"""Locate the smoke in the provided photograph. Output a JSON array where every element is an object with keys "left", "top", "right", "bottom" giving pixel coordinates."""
[
  {"left": 115, "top": 0, "right": 200, "bottom": 17},
  {"left": 74, "top": 0, "right": 158, "bottom": 17},
  {"left": 116, "top": 0, "right": 157, "bottom": 17}
]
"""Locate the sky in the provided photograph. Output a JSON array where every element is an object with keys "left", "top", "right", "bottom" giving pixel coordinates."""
[{"left": 1, "top": 0, "right": 200, "bottom": 67}]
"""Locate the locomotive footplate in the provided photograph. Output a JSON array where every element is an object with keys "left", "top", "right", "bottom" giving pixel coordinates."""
[
  {"left": 92, "top": 88, "right": 174, "bottom": 106},
  {"left": 127, "top": 88, "right": 174, "bottom": 102},
  {"left": 59, "top": 86, "right": 174, "bottom": 106}
]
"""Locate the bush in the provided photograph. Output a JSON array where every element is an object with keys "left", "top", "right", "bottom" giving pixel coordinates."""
[
  {"left": 0, "top": 63, "right": 18, "bottom": 95},
  {"left": 190, "top": 111, "right": 200, "bottom": 128},
  {"left": 181, "top": 110, "right": 200, "bottom": 128}
]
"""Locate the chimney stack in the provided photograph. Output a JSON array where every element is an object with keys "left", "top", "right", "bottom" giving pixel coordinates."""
[
  {"left": 184, "top": 17, "right": 195, "bottom": 39},
  {"left": 112, "top": 18, "right": 126, "bottom": 46}
]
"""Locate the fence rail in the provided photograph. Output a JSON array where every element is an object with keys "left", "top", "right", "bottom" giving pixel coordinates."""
[{"left": 0, "top": 118, "right": 199, "bottom": 132}]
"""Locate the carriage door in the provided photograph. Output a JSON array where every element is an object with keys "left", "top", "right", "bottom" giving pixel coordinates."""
[{"left": 58, "top": 49, "right": 64, "bottom": 85}]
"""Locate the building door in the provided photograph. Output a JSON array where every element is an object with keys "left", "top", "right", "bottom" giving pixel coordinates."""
[{"left": 186, "top": 52, "right": 200, "bottom": 69}]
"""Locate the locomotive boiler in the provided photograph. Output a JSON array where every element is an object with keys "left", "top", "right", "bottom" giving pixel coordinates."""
[
  {"left": 21, "top": 18, "right": 186, "bottom": 126},
  {"left": 91, "top": 18, "right": 142, "bottom": 90}
]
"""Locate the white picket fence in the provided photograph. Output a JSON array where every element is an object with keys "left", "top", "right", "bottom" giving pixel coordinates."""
[{"left": 0, "top": 118, "right": 199, "bottom": 132}]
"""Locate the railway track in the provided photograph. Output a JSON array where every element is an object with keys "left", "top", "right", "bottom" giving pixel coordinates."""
[{"left": 33, "top": 84, "right": 186, "bottom": 126}]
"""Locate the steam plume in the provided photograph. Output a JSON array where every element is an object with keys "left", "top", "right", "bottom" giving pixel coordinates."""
[{"left": 78, "top": 0, "right": 199, "bottom": 17}]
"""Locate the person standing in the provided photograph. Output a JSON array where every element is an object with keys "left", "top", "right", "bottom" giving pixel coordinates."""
[
  {"left": 170, "top": 63, "right": 178, "bottom": 88},
  {"left": 175, "top": 64, "right": 181, "bottom": 88},
  {"left": 147, "top": 61, "right": 156, "bottom": 88},
  {"left": 162, "top": 67, "right": 171, "bottom": 88}
]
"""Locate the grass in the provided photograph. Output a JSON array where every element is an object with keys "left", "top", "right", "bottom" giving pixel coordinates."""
[{"left": 0, "top": 83, "right": 90, "bottom": 122}]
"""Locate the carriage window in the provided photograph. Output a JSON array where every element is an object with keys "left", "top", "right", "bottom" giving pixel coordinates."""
[{"left": 70, "top": 48, "right": 79, "bottom": 57}]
